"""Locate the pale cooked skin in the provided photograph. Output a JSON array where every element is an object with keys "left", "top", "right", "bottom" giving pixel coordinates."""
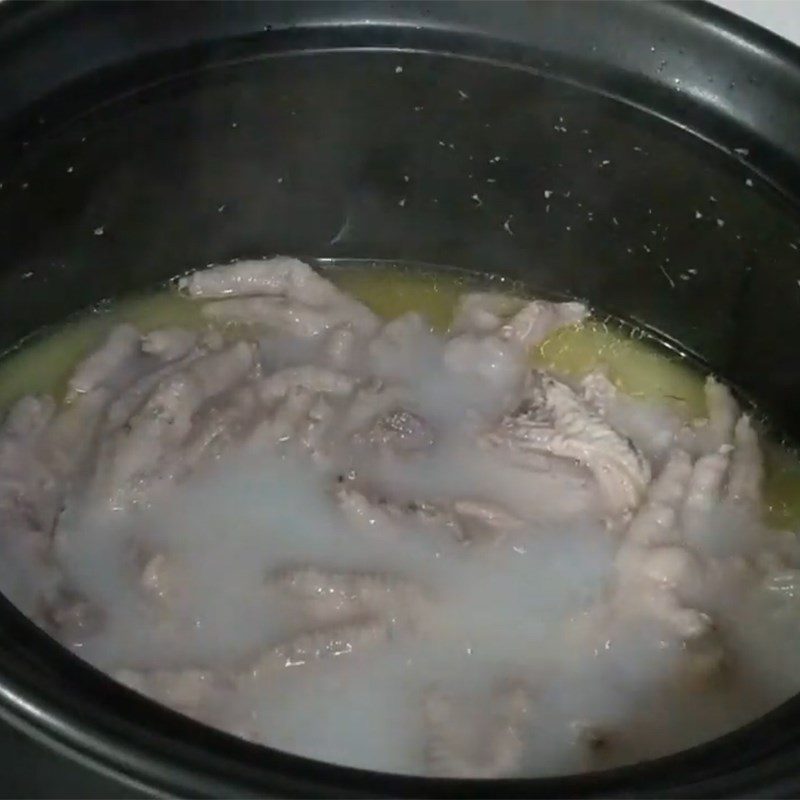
[{"left": 0, "top": 256, "right": 783, "bottom": 777}]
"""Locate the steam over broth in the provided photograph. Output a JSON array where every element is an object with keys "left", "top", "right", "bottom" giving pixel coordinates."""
[{"left": 1, "top": 257, "right": 800, "bottom": 777}]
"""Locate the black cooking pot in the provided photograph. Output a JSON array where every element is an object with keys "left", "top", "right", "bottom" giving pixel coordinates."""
[{"left": 2, "top": 1, "right": 800, "bottom": 796}]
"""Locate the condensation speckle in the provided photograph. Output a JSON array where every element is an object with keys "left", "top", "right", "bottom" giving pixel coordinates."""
[
  {"left": 277, "top": 177, "right": 284, "bottom": 184},
  {"left": 709, "top": 196, "right": 717, "bottom": 203},
  {"left": 695, "top": 210, "right": 703, "bottom": 220},
  {"left": 21, "top": 272, "right": 33, "bottom": 280},
  {"left": 470, "top": 194, "right": 482, "bottom": 207},
  {"left": 458, "top": 89, "right": 469, "bottom": 100},
  {"left": 734, "top": 147, "right": 749, "bottom": 156},
  {"left": 745, "top": 178, "right": 754, "bottom": 187},
  {"left": 93, "top": 226, "right": 105, "bottom": 236},
  {"left": 790, "top": 243, "right": 798, "bottom": 251},
  {"left": 503, "top": 215, "right": 514, "bottom": 236},
  {"left": 659, "top": 262, "right": 676, "bottom": 288},
  {"left": 66, "top": 166, "right": 74, "bottom": 174},
  {"left": 403, "top": 175, "right": 410, "bottom": 183},
  {"left": 599, "top": 160, "right": 611, "bottom": 168},
  {"left": 21, "top": 182, "right": 28, "bottom": 190},
  {"left": 612, "top": 216, "right": 619, "bottom": 226},
  {"left": 395, "top": 66, "right": 403, "bottom": 74},
  {"left": 217, "top": 204, "right": 227, "bottom": 213},
  {"left": 717, "top": 219, "right": 725, "bottom": 228},
  {"left": 398, "top": 198, "right": 406, "bottom": 208},
  {"left": 544, "top": 190, "right": 553, "bottom": 199},
  {"left": 643, "top": 244, "right": 651, "bottom": 253},
  {"left": 231, "top": 122, "right": 238, "bottom": 129}
]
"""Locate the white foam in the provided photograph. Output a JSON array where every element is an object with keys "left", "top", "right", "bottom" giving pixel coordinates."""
[{"left": 6, "top": 282, "right": 800, "bottom": 777}]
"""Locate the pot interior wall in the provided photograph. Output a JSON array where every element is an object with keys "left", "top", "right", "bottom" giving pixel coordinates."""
[{"left": 1, "top": 46, "right": 800, "bottom": 436}]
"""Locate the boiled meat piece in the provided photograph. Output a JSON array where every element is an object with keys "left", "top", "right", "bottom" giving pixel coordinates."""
[
  {"left": 268, "top": 567, "right": 428, "bottom": 625},
  {"left": 181, "top": 257, "right": 379, "bottom": 337},
  {"left": 485, "top": 375, "right": 651, "bottom": 518},
  {"left": 681, "top": 451, "right": 731, "bottom": 529},
  {"left": 581, "top": 371, "right": 685, "bottom": 465},
  {"left": 423, "top": 682, "right": 532, "bottom": 778},
  {"left": 93, "top": 341, "right": 256, "bottom": 509},
  {"left": 202, "top": 298, "right": 336, "bottom": 337},
  {"left": 179, "top": 256, "right": 343, "bottom": 303},
  {"left": 141, "top": 328, "right": 197, "bottom": 362},
  {"left": 115, "top": 667, "right": 222, "bottom": 717},
  {"left": 727, "top": 415, "right": 763, "bottom": 505},
  {"left": 257, "top": 366, "right": 354, "bottom": 404},
  {"left": 66, "top": 324, "right": 141, "bottom": 401},
  {"left": 247, "top": 617, "right": 391, "bottom": 676},
  {"left": 104, "top": 348, "right": 203, "bottom": 431},
  {"left": 333, "top": 481, "right": 455, "bottom": 536},
  {"left": 450, "top": 292, "right": 525, "bottom": 336},
  {"left": 139, "top": 552, "right": 172, "bottom": 602},
  {"left": 704, "top": 376, "right": 739, "bottom": 450},
  {"left": 451, "top": 292, "right": 587, "bottom": 348},
  {"left": 0, "top": 395, "right": 58, "bottom": 530},
  {"left": 451, "top": 498, "right": 525, "bottom": 544},
  {"left": 165, "top": 384, "right": 259, "bottom": 472},
  {"left": 39, "top": 587, "right": 103, "bottom": 646},
  {"left": 323, "top": 324, "right": 358, "bottom": 369},
  {"left": 595, "top": 414, "right": 766, "bottom": 689},
  {"left": 333, "top": 478, "right": 523, "bottom": 547},
  {"left": 500, "top": 299, "right": 588, "bottom": 348},
  {"left": 613, "top": 451, "right": 715, "bottom": 641},
  {"left": 443, "top": 333, "right": 528, "bottom": 398},
  {"left": 2, "top": 394, "right": 55, "bottom": 441}
]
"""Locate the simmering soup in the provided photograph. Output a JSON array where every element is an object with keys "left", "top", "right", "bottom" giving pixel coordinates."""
[{"left": 1, "top": 257, "right": 799, "bottom": 777}]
